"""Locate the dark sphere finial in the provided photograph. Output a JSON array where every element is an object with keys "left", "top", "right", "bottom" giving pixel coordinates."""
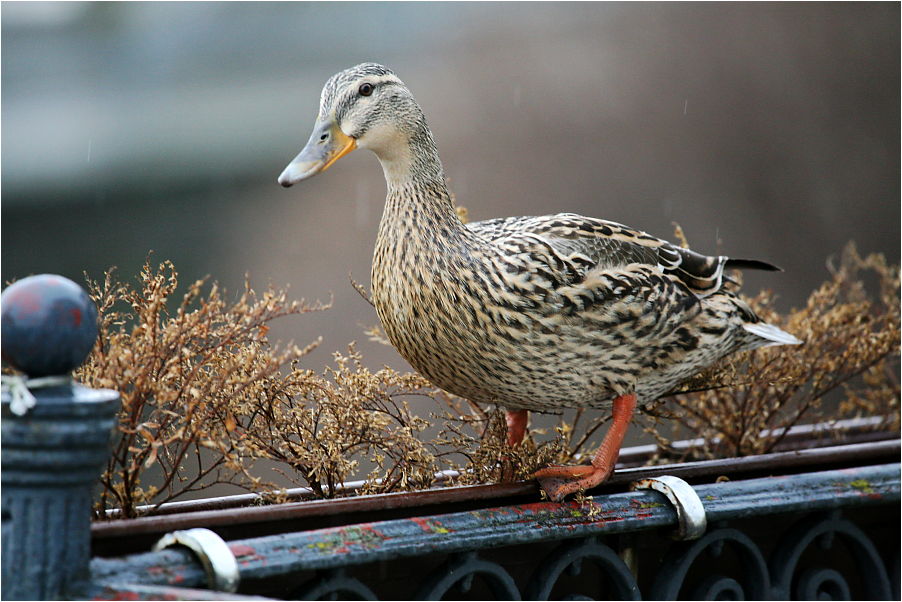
[{"left": 1, "top": 274, "right": 99, "bottom": 378}]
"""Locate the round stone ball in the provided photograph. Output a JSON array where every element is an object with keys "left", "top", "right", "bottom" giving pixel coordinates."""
[{"left": 1, "top": 274, "right": 99, "bottom": 377}]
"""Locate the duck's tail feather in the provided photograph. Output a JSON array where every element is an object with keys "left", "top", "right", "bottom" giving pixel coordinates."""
[
  {"left": 725, "top": 258, "right": 783, "bottom": 272},
  {"left": 742, "top": 322, "right": 803, "bottom": 347}
]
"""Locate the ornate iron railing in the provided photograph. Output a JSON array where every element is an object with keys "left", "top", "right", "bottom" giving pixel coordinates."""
[{"left": 84, "top": 460, "right": 899, "bottom": 600}]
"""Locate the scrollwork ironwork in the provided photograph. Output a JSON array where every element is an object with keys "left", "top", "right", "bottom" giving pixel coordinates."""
[
  {"left": 769, "top": 511, "right": 892, "bottom": 600},
  {"left": 649, "top": 526, "right": 770, "bottom": 600},
  {"left": 524, "top": 536, "right": 640, "bottom": 601},
  {"left": 293, "top": 568, "right": 378, "bottom": 600},
  {"left": 416, "top": 551, "right": 521, "bottom": 600},
  {"left": 796, "top": 567, "right": 851, "bottom": 600},
  {"left": 687, "top": 575, "right": 745, "bottom": 600}
]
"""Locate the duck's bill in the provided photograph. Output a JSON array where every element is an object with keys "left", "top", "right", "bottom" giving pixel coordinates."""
[{"left": 278, "top": 120, "right": 357, "bottom": 187}]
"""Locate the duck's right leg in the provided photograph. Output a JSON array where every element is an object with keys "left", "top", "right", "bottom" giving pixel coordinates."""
[{"left": 533, "top": 393, "right": 637, "bottom": 501}]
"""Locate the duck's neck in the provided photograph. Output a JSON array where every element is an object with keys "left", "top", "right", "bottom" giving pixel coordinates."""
[{"left": 374, "top": 124, "right": 470, "bottom": 245}]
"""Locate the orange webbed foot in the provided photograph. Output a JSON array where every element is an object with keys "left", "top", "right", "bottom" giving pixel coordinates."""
[
  {"left": 534, "top": 465, "right": 614, "bottom": 502},
  {"left": 533, "top": 393, "right": 637, "bottom": 502}
]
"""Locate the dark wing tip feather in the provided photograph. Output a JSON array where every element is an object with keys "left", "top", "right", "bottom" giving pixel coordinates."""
[
  {"left": 725, "top": 258, "right": 783, "bottom": 272},
  {"left": 668, "top": 246, "right": 783, "bottom": 296}
]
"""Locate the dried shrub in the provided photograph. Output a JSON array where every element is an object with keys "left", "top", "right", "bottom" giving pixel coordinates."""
[
  {"left": 77, "top": 259, "right": 327, "bottom": 517},
  {"left": 234, "top": 345, "right": 442, "bottom": 498},
  {"left": 643, "top": 242, "right": 900, "bottom": 459}
]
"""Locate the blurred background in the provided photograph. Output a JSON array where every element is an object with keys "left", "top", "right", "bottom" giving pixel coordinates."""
[{"left": 3, "top": 3, "right": 899, "bottom": 429}]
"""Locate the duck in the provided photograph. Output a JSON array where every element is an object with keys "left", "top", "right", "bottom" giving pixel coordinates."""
[{"left": 278, "top": 63, "right": 802, "bottom": 502}]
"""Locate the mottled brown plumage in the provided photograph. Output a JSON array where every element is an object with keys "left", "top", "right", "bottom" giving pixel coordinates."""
[{"left": 279, "top": 63, "right": 802, "bottom": 500}]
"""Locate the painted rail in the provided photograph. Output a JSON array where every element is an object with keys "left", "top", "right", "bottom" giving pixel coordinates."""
[{"left": 85, "top": 462, "right": 898, "bottom": 600}]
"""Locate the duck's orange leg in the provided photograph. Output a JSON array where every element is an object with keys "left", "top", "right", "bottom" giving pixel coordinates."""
[
  {"left": 505, "top": 409, "right": 529, "bottom": 447},
  {"left": 500, "top": 409, "right": 529, "bottom": 482},
  {"left": 534, "top": 393, "right": 637, "bottom": 501}
]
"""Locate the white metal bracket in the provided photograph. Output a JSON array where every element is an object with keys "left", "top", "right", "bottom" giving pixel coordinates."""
[
  {"left": 153, "top": 527, "right": 240, "bottom": 592},
  {"left": 630, "top": 475, "right": 707, "bottom": 540}
]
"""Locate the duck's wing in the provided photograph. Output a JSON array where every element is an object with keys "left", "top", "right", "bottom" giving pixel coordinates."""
[{"left": 468, "top": 213, "right": 779, "bottom": 297}]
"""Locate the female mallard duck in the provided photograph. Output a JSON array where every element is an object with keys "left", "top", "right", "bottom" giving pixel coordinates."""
[{"left": 278, "top": 63, "right": 801, "bottom": 501}]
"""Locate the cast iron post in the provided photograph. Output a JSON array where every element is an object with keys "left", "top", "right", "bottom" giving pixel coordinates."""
[{"left": 1, "top": 274, "right": 119, "bottom": 600}]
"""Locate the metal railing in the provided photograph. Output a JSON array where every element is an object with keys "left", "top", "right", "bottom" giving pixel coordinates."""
[{"left": 84, "top": 459, "right": 899, "bottom": 600}]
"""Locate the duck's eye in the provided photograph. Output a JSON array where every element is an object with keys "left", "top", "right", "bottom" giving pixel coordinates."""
[{"left": 358, "top": 82, "right": 375, "bottom": 97}]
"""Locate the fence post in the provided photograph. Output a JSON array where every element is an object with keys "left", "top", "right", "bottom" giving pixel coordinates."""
[{"left": 1, "top": 274, "right": 119, "bottom": 600}]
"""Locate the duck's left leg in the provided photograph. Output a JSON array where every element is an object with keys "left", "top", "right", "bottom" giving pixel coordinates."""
[
  {"left": 505, "top": 409, "right": 529, "bottom": 447},
  {"left": 500, "top": 409, "right": 529, "bottom": 482},
  {"left": 533, "top": 393, "right": 637, "bottom": 502}
]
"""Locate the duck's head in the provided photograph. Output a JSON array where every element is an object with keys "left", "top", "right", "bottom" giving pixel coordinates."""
[{"left": 279, "top": 63, "right": 434, "bottom": 187}]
